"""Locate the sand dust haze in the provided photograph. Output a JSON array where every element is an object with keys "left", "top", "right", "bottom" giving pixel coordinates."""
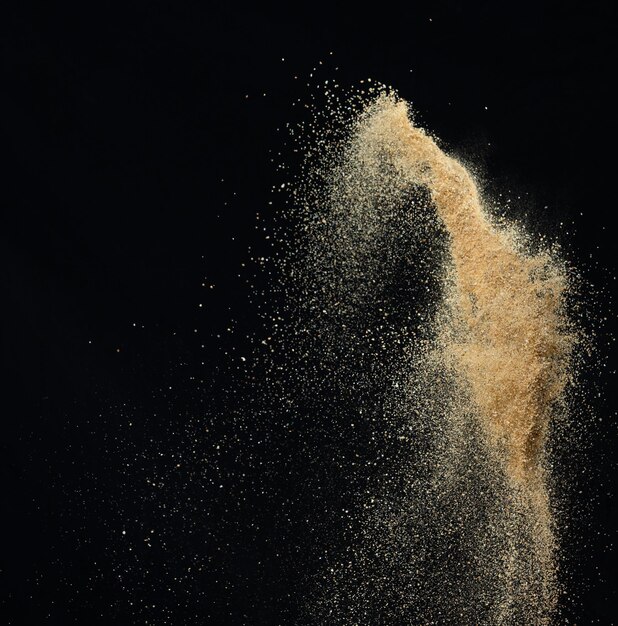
[{"left": 286, "top": 92, "right": 577, "bottom": 624}]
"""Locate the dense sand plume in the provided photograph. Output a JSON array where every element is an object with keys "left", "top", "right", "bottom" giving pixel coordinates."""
[{"left": 357, "top": 98, "right": 573, "bottom": 485}]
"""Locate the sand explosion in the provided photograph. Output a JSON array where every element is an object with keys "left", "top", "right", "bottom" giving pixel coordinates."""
[{"left": 290, "top": 92, "right": 575, "bottom": 624}]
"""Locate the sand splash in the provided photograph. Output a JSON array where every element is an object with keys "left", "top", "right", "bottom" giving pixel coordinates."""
[{"left": 293, "top": 92, "right": 575, "bottom": 624}]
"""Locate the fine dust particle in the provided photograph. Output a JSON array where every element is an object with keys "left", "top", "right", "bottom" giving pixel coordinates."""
[{"left": 285, "top": 91, "right": 578, "bottom": 624}]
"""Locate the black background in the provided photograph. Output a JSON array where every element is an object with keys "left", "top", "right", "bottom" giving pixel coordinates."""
[{"left": 2, "top": 1, "right": 616, "bottom": 624}]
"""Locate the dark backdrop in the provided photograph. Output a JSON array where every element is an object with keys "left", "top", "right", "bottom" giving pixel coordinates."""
[{"left": 2, "top": 1, "right": 616, "bottom": 624}]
